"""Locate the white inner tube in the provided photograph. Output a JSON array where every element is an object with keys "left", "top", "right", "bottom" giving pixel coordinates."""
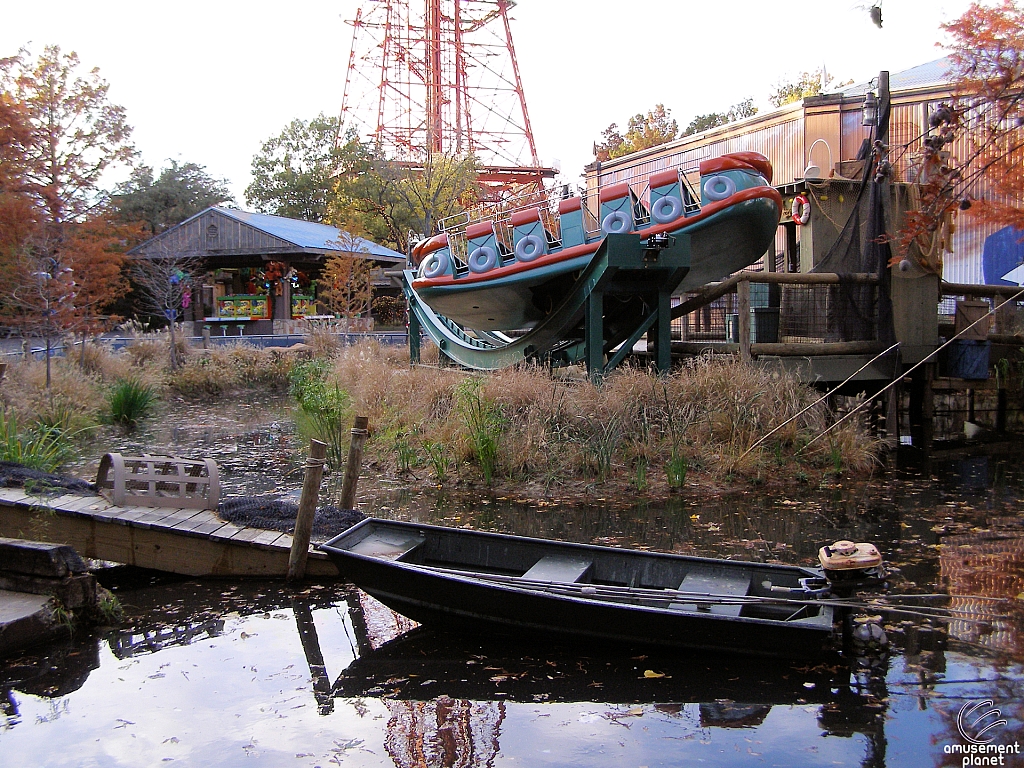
[
  {"left": 601, "top": 209, "right": 632, "bottom": 234},
  {"left": 468, "top": 245, "right": 498, "bottom": 273},
  {"left": 703, "top": 175, "right": 737, "bottom": 202},
  {"left": 421, "top": 249, "right": 450, "bottom": 279},
  {"left": 514, "top": 233, "right": 546, "bottom": 262},
  {"left": 651, "top": 194, "right": 683, "bottom": 224}
]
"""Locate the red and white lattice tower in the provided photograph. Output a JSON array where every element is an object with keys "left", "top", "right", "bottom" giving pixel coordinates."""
[{"left": 339, "top": 0, "right": 556, "bottom": 188}]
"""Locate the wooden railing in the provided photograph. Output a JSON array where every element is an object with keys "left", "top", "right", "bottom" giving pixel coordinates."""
[{"left": 672, "top": 271, "right": 882, "bottom": 361}]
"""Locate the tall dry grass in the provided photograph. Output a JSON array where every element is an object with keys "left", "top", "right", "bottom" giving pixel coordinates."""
[{"left": 323, "top": 341, "right": 879, "bottom": 491}]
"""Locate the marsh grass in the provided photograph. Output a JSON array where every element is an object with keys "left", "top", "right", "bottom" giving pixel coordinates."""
[
  {"left": 108, "top": 378, "right": 157, "bottom": 430},
  {"left": 0, "top": 336, "right": 880, "bottom": 493},
  {"left": 323, "top": 342, "right": 879, "bottom": 491},
  {"left": 0, "top": 412, "right": 73, "bottom": 472}
]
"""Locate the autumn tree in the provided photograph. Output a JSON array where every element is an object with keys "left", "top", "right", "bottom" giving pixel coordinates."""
[
  {"left": 682, "top": 99, "right": 758, "bottom": 137},
  {"left": 594, "top": 104, "right": 678, "bottom": 161},
  {"left": 769, "top": 68, "right": 853, "bottom": 107},
  {"left": 0, "top": 45, "right": 135, "bottom": 228},
  {"left": 246, "top": 114, "right": 344, "bottom": 222},
  {"left": 0, "top": 91, "right": 35, "bottom": 269},
  {"left": 896, "top": 1, "right": 1024, "bottom": 264},
  {"left": 319, "top": 230, "right": 374, "bottom": 327},
  {"left": 129, "top": 243, "right": 202, "bottom": 370},
  {"left": 0, "top": 45, "right": 135, "bottom": 383},
  {"left": 113, "top": 160, "right": 233, "bottom": 236}
]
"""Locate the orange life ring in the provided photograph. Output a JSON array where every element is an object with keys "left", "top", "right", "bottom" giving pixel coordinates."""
[{"left": 791, "top": 195, "right": 811, "bottom": 226}]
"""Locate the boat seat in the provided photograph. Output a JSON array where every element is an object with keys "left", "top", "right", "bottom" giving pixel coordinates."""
[
  {"left": 522, "top": 554, "right": 593, "bottom": 583},
  {"left": 671, "top": 568, "right": 751, "bottom": 616},
  {"left": 348, "top": 531, "right": 426, "bottom": 561}
]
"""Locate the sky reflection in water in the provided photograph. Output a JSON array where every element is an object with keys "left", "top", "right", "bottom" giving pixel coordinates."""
[{"left": 7, "top": 393, "right": 1024, "bottom": 766}]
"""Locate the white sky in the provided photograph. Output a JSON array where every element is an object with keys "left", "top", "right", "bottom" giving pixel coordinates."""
[{"left": 2, "top": 0, "right": 977, "bottom": 203}]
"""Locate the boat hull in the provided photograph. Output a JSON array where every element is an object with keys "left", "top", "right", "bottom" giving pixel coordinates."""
[
  {"left": 320, "top": 519, "right": 837, "bottom": 658},
  {"left": 412, "top": 188, "right": 781, "bottom": 331}
]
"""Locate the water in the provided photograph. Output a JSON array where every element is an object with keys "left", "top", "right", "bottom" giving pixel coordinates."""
[{"left": 5, "top": 396, "right": 1024, "bottom": 766}]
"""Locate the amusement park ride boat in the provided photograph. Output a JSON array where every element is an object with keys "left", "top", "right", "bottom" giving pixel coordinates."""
[{"left": 408, "top": 151, "right": 783, "bottom": 333}]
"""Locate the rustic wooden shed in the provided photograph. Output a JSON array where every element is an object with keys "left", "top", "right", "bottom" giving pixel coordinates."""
[{"left": 128, "top": 206, "right": 405, "bottom": 335}]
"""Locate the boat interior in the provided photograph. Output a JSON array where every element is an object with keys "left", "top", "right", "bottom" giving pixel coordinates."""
[{"left": 335, "top": 522, "right": 829, "bottom": 624}]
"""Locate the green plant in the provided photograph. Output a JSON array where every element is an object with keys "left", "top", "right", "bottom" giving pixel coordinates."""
[
  {"left": 95, "top": 589, "right": 124, "bottom": 624},
  {"left": 456, "top": 378, "right": 503, "bottom": 484},
  {"left": 289, "top": 360, "right": 352, "bottom": 469},
  {"left": 108, "top": 378, "right": 157, "bottom": 430},
  {"left": 632, "top": 455, "right": 648, "bottom": 491},
  {"left": 583, "top": 412, "right": 621, "bottom": 482},
  {"left": 394, "top": 433, "right": 417, "bottom": 473},
  {"left": 666, "top": 448, "right": 688, "bottom": 489},
  {"left": 0, "top": 412, "right": 73, "bottom": 472},
  {"left": 423, "top": 440, "right": 453, "bottom": 484},
  {"left": 49, "top": 597, "right": 74, "bottom": 631}
]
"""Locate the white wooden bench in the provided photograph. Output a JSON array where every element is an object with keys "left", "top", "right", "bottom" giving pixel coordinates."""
[
  {"left": 671, "top": 569, "right": 751, "bottom": 616},
  {"left": 522, "top": 554, "right": 593, "bottom": 583}
]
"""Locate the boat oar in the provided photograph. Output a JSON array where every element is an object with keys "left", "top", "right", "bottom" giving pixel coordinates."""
[{"left": 419, "top": 566, "right": 1010, "bottom": 624}]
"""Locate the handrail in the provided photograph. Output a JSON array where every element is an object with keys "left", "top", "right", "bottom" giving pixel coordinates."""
[
  {"left": 942, "top": 281, "right": 1024, "bottom": 299},
  {"left": 670, "top": 271, "right": 879, "bottom": 321}
]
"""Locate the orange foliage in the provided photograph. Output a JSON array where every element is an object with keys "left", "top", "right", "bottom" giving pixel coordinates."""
[{"left": 896, "top": 1, "right": 1024, "bottom": 265}]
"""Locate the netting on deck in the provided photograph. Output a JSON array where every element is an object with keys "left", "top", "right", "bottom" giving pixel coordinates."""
[
  {"left": 0, "top": 461, "right": 97, "bottom": 495},
  {"left": 217, "top": 497, "right": 365, "bottom": 542}
]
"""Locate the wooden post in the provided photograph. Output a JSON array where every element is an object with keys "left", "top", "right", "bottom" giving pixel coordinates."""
[
  {"left": 287, "top": 439, "right": 327, "bottom": 582},
  {"left": 737, "top": 278, "right": 752, "bottom": 362},
  {"left": 339, "top": 416, "right": 369, "bottom": 511}
]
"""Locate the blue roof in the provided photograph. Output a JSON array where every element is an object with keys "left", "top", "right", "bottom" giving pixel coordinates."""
[{"left": 213, "top": 207, "right": 404, "bottom": 261}]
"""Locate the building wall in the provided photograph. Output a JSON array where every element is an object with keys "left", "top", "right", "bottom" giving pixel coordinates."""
[{"left": 584, "top": 80, "right": 1022, "bottom": 287}]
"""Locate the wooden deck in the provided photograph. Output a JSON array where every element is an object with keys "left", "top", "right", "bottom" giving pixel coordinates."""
[{"left": 0, "top": 488, "right": 339, "bottom": 578}]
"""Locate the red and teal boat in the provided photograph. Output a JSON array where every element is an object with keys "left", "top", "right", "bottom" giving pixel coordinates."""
[{"left": 410, "top": 151, "right": 782, "bottom": 331}]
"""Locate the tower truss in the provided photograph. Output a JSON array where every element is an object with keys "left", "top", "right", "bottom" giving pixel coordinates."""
[{"left": 339, "top": 0, "right": 556, "bottom": 187}]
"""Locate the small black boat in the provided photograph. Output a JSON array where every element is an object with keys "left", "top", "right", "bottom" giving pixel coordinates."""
[{"left": 320, "top": 519, "right": 851, "bottom": 657}]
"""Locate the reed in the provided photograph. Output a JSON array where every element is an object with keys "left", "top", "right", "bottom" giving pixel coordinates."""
[
  {"left": 0, "top": 412, "right": 72, "bottom": 472},
  {"left": 107, "top": 378, "right": 157, "bottom": 430},
  {"left": 289, "top": 359, "right": 353, "bottom": 470}
]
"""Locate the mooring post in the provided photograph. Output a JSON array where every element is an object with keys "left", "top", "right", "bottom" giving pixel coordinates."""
[
  {"left": 340, "top": 416, "right": 369, "bottom": 511},
  {"left": 287, "top": 439, "right": 328, "bottom": 582}
]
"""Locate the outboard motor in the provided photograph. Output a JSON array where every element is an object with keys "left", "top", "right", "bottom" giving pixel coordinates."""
[{"left": 819, "top": 540, "right": 885, "bottom": 596}]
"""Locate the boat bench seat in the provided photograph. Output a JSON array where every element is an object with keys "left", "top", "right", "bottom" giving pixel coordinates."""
[
  {"left": 671, "top": 569, "right": 751, "bottom": 616},
  {"left": 349, "top": 531, "right": 426, "bottom": 561},
  {"left": 522, "top": 554, "right": 593, "bottom": 583}
]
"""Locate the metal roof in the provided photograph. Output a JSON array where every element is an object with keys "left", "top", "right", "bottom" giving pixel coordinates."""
[
  {"left": 212, "top": 207, "right": 404, "bottom": 261},
  {"left": 837, "top": 57, "right": 954, "bottom": 98}
]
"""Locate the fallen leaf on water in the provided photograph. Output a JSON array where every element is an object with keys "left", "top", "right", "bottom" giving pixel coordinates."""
[{"left": 643, "top": 670, "right": 666, "bottom": 679}]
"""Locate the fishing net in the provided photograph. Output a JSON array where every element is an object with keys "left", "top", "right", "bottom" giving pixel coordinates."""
[
  {"left": 217, "top": 496, "right": 365, "bottom": 541},
  {"left": 0, "top": 461, "right": 97, "bottom": 495},
  {"left": 809, "top": 95, "right": 896, "bottom": 346}
]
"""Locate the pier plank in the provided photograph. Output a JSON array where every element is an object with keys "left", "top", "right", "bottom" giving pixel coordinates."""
[{"left": 0, "top": 493, "right": 338, "bottom": 578}]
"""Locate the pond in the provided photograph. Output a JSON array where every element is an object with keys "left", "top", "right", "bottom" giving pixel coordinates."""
[{"left": 3, "top": 395, "right": 1024, "bottom": 767}]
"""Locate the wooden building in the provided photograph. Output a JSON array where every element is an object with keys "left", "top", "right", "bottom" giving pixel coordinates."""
[
  {"left": 583, "top": 57, "right": 1016, "bottom": 287},
  {"left": 128, "top": 206, "right": 405, "bottom": 336}
]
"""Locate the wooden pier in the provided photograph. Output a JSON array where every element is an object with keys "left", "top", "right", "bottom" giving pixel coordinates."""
[{"left": 0, "top": 488, "right": 339, "bottom": 579}]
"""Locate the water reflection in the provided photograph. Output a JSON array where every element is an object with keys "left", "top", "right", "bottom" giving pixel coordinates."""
[{"left": 4, "top": 453, "right": 1024, "bottom": 765}]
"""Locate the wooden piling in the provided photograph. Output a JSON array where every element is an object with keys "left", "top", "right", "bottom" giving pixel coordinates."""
[
  {"left": 339, "top": 416, "right": 369, "bottom": 511},
  {"left": 287, "top": 439, "right": 328, "bottom": 582}
]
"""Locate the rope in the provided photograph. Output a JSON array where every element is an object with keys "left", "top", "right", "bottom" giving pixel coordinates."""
[{"left": 801, "top": 285, "right": 1024, "bottom": 452}]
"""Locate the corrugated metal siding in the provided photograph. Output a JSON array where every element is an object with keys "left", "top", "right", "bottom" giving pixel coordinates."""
[{"left": 584, "top": 67, "right": 1020, "bottom": 285}]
